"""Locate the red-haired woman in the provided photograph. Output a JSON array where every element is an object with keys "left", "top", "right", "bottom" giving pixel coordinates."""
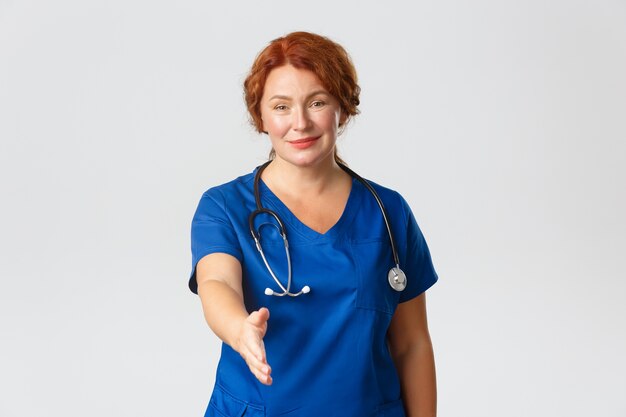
[{"left": 188, "top": 31, "right": 438, "bottom": 417}]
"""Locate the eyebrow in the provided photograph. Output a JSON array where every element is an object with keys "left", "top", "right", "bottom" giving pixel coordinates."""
[{"left": 267, "top": 90, "right": 330, "bottom": 101}]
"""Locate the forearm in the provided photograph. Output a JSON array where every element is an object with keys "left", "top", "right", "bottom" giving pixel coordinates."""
[
  {"left": 197, "top": 279, "right": 248, "bottom": 350},
  {"left": 392, "top": 337, "right": 437, "bottom": 417}
]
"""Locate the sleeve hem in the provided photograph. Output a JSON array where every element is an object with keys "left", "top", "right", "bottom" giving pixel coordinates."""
[
  {"left": 188, "top": 246, "right": 243, "bottom": 295},
  {"left": 398, "top": 272, "right": 439, "bottom": 304}
]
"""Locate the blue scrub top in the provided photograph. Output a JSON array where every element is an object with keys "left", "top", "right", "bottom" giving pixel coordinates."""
[{"left": 189, "top": 168, "right": 438, "bottom": 417}]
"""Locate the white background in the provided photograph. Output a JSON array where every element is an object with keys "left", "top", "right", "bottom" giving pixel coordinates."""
[{"left": 1, "top": 1, "right": 625, "bottom": 416}]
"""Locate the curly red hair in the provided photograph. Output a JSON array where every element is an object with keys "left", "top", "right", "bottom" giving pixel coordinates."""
[{"left": 244, "top": 31, "right": 361, "bottom": 134}]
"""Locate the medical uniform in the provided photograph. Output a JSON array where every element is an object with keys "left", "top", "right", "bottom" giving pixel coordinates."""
[{"left": 188, "top": 168, "right": 438, "bottom": 417}]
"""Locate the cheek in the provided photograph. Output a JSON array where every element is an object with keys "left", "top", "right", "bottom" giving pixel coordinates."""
[
  {"left": 319, "top": 111, "right": 341, "bottom": 130},
  {"left": 262, "top": 114, "right": 290, "bottom": 136}
]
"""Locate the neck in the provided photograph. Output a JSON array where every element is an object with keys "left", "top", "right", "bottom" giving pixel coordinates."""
[{"left": 262, "top": 155, "right": 347, "bottom": 197}]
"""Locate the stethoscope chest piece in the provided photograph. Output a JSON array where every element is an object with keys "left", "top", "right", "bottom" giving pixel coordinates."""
[{"left": 388, "top": 267, "right": 407, "bottom": 292}]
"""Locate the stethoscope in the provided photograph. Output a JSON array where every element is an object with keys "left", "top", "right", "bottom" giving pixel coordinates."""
[{"left": 248, "top": 161, "right": 407, "bottom": 297}]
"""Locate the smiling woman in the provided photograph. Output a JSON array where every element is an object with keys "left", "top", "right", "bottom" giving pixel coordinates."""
[
  {"left": 244, "top": 31, "right": 360, "bottom": 163},
  {"left": 188, "top": 31, "right": 439, "bottom": 417}
]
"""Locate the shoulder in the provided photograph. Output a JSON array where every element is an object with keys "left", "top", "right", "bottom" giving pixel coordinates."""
[
  {"left": 199, "top": 172, "right": 255, "bottom": 202},
  {"left": 361, "top": 177, "right": 411, "bottom": 217},
  {"left": 194, "top": 171, "right": 255, "bottom": 217},
  {"left": 363, "top": 178, "right": 403, "bottom": 200}
]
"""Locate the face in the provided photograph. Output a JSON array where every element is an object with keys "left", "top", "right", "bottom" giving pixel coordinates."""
[{"left": 260, "top": 65, "right": 346, "bottom": 168}]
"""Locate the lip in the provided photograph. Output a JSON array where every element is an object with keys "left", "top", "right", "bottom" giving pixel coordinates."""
[
  {"left": 288, "top": 136, "right": 320, "bottom": 149},
  {"left": 290, "top": 136, "right": 319, "bottom": 144}
]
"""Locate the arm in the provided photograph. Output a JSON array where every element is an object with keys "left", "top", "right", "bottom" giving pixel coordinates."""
[
  {"left": 196, "top": 252, "right": 273, "bottom": 385},
  {"left": 387, "top": 293, "right": 437, "bottom": 417}
]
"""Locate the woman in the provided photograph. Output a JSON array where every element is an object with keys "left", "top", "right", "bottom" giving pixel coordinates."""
[{"left": 189, "top": 31, "right": 438, "bottom": 417}]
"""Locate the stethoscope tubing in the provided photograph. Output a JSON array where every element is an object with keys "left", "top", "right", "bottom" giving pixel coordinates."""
[
  {"left": 248, "top": 160, "right": 404, "bottom": 296},
  {"left": 336, "top": 163, "right": 401, "bottom": 268}
]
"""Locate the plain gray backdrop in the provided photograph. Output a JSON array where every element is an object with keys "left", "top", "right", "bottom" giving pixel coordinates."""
[{"left": 1, "top": 0, "right": 625, "bottom": 416}]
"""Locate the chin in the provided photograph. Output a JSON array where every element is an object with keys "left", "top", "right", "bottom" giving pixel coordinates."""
[{"left": 282, "top": 152, "right": 334, "bottom": 168}]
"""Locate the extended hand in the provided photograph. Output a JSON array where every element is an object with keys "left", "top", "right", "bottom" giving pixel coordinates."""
[{"left": 235, "top": 307, "right": 272, "bottom": 385}]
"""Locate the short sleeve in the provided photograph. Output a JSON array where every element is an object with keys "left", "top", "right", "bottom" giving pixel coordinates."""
[
  {"left": 188, "top": 189, "right": 243, "bottom": 294},
  {"left": 398, "top": 198, "right": 439, "bottom": 303}
]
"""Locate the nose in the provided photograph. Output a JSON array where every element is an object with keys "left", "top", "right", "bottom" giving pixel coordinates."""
[{"left": 292, "top": 106, "right": 311, "bottom": 131}]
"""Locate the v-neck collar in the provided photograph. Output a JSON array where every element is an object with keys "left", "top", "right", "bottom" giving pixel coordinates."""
[{"left": 255, "top": 174, "right": 363, "bottom": 242}]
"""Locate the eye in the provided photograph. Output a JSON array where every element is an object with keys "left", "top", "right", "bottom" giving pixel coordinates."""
[
  {"left": 274, "top": 104, "right": 288, "bottom": 111},
  {"left": 311, "top": 100, "right": 325, "bottom": 108}
]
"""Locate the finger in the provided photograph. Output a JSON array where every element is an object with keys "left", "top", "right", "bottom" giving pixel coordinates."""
[
  {"left": 241, "top": 346, "right": 272, "bottom": 383},
  {"left": 241, "top": 334, "right": 270, "bottom": 368},
  {"left": 243, "top": 340, "right": 266, "bottom": 366},
  {"left": 243, "top": 331, "right": 268, "bottom": 363},
  {"left": 246, "top": 354, "right": 272, "bottom": 378},
  {"left": 249, "top": 364, "right": 273, "bottom": 385}
]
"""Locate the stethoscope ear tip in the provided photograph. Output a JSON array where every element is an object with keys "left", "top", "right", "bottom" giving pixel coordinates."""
[
  {"left": 301, "top": 286, "right": 311, "bottom": 294},
  {"left": 264, "top": 288, "right": 274, "bottom": 296}
]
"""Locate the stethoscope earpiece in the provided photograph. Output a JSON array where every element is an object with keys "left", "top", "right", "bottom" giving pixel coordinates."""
[{"left": 264, "top": 285, "right": 311, "bottom": 297}]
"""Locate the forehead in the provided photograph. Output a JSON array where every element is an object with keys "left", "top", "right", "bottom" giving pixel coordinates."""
[{"left": 263, "top": 65, "right": 328, "bottom": 97}]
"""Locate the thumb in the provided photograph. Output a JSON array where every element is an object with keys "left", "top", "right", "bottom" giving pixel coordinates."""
[{"left": 248, "top": 307, "right": 270, "bottom": 326}]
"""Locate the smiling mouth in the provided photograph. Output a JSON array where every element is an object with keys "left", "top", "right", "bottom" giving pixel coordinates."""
[
  {"left": 288, "top": 136, "right": 320, "bottom": 149},
  {"left": 289, "top": 137, "right": 319, "bottom": 144}
]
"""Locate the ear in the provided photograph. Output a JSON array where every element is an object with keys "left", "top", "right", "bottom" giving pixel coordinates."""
[{"left": 339, "top": 111, "right": 348, "bottom": 126}]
